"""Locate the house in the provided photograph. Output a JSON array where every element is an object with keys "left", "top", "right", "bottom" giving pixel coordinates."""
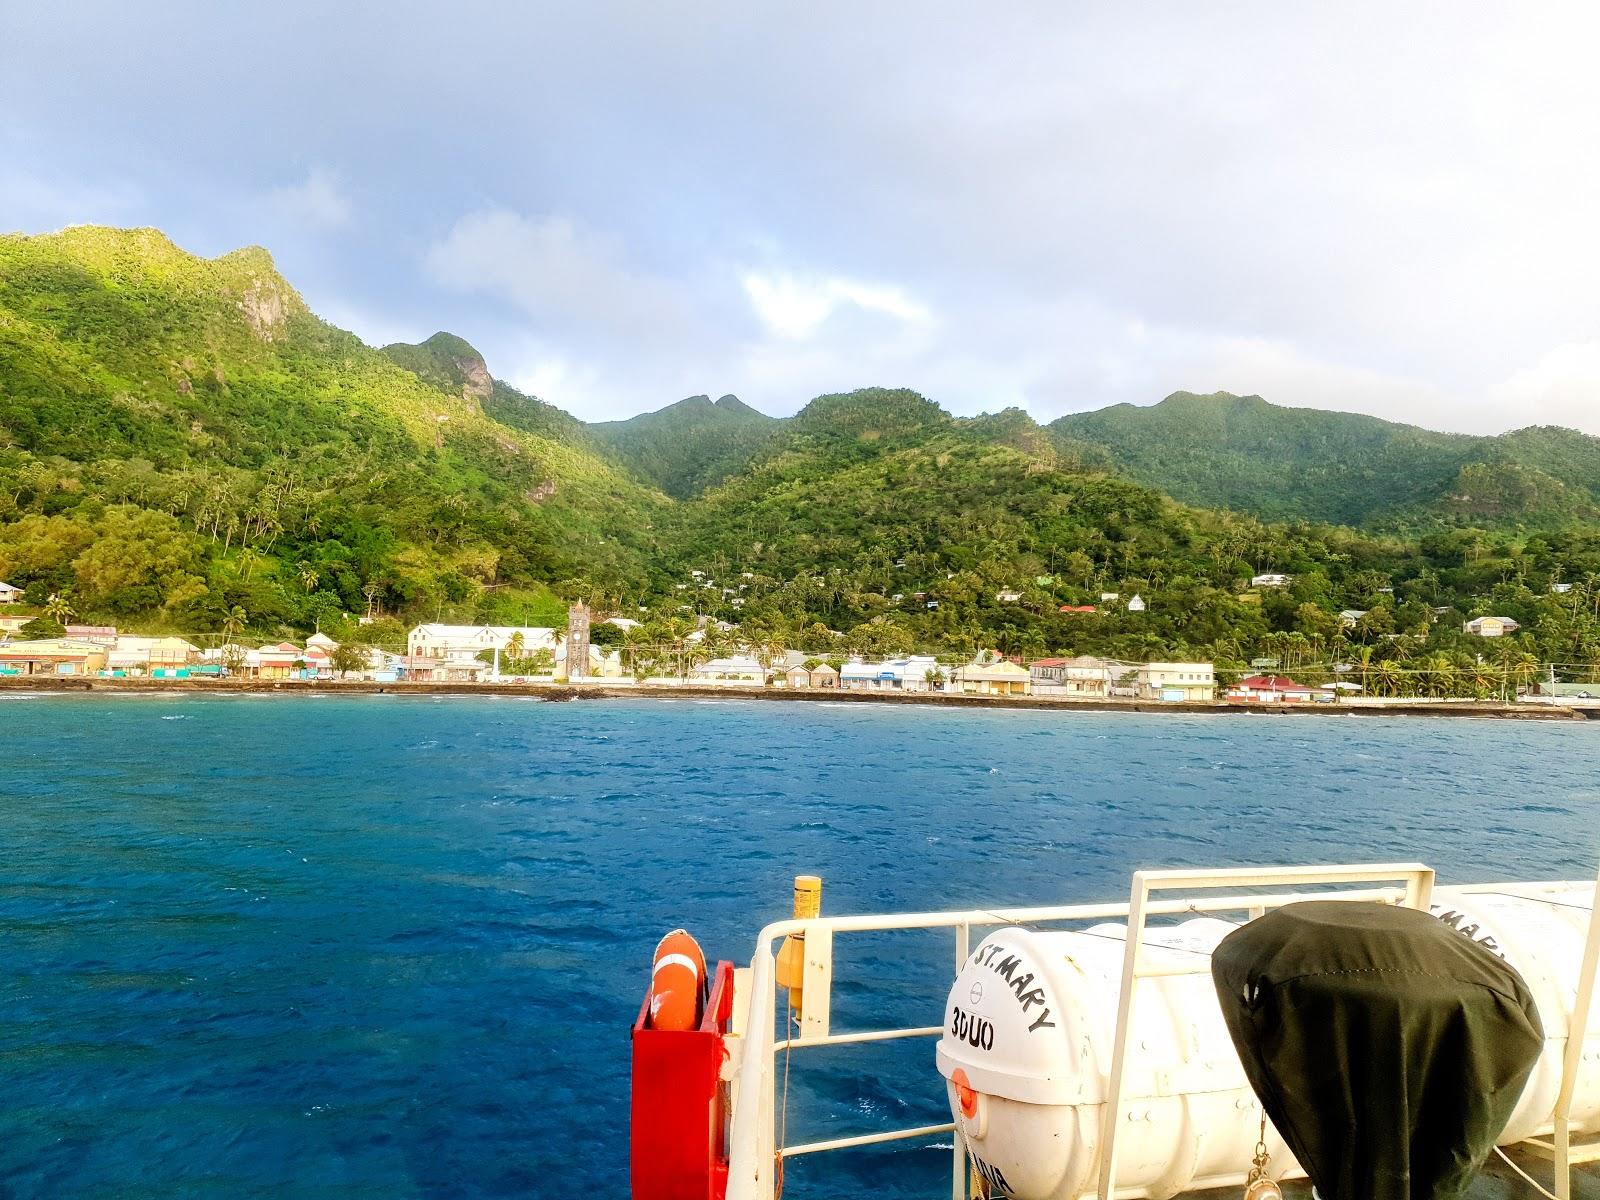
[
  {"left": 1029, "top": 656, "right": 1113, "bottom": 697},
  {"left": 1099, "top": 592, "right": 1120, "bottom": 602},
  {"left": 690, "top": 655, "right": 767, "bottom": 685},
  {"left": 0, "top": 581, "right": 20, "bottom": 604},
  {"left": 1058, "top": 604, "right": 1096, "bottom": 614},
  {"left": 1464, "top": 616, "right": 1520, "bottom": 638},
  {"left": 995, "top": 590, "right": 1023, "bottom": 603},
  {"left": 0, "top": 613, "right": 32, "bottom": 635},
  {"left": 1339, "top": 609, "right": 1368, "bottom": 629},
  {"left": 783, "top": 663, "right": 839, "bottom": 689},
  {"left": 955, "top": 659, "right": 1032, "bottom": 696},
  {"left": 406, "top": 624, "right": 558, "bottom": 677},
  {"left": 106, "top": 636, "right": 199, "bottom": 675},
  {"left": 1551, "top": 583, "right": 1574, "bottom": 595},
  {"left": 1228, "top": 674, "right": 1317, "bottom": 703},
  {"left": 840, "top": 656, "right": 945, "bottom": 691},
  {"left": 256, "top": 642, "right": 308, "bottom": 680},
  {"left": 1251, "top": 573, "right": 1291, "bottom": 588},
  {"left": 0, "top": 638, "right": 108, "bottom": 676},
  {"left": 1126, "top": 594, "right": 1146, "bottom": 613},
  {"left": 1136, "top": 662, "right": 1216, "bottom": 701}
]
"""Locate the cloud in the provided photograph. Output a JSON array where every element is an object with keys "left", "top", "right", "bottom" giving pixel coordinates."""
[
  {"left": 1491, "top": 342, "right": 1600, "bottom": 434},
  {"left": 425, "top": 209, "right": 708, "bottom": 348},
  {"left": 265, "top": 169, "right": 350, "bottom": 229},
  {"left": 742, "top": 272, "right": 931, "bottom": 340},
  {"left": 9, "top": 4, "right": 1600, "bottom": 428}
]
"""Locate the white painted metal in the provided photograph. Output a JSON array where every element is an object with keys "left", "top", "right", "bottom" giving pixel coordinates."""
[{"left": 721, "top": 865, "right": 1599, "bottom": 1200}]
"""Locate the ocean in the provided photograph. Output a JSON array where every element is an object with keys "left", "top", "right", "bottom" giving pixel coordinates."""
[{"left": 1, "top": 693, "right": 1594, "bottom": 1197}]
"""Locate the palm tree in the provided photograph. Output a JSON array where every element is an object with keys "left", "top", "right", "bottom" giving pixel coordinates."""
[
  {"left": 506, "top": 631, "right": 526, "bottom": 661},
  {"left": 44, "top": 591, "right": 75, "bottom": 625},
  {"left": 222, "top": 605, "right": 248, "bottom": 645},
  {"left": 297, "top": 562, "right": 319, "bottom": 593}
]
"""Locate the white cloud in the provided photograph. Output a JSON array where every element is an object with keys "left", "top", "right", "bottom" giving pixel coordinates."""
[
  {"left": 1491, "top": 342, "right": 1600, "bottom": 434},
  {"left": 265, "top": 169, "right": 350, "bottom": 229},
  {"left": 742, "top": 272, "right": 931, "bottom": 340},
  {"left": 424, "top": 209, "right": 707, "bottom": 348}
]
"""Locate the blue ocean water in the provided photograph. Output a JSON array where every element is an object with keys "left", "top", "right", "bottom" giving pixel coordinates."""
[{"left": 0, "top": 694, "right": 1595, "bottom": 1198}]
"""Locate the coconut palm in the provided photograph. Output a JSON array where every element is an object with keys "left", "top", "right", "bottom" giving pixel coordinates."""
[
  {"left": 296, "top": 562, "right": 319, "bottom": 593},
  {"left": 44, "top": 591, "right": 75, "bottom": 624},
  {"left": 222, "top": 605, "right": 248, "bottom": 645}
]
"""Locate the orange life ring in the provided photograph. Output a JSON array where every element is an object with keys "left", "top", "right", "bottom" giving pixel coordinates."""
[{"left": 648, "top": 929, "right": 707, "bottom": 1031}]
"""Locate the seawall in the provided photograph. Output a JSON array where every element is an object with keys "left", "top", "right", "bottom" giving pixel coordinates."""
[{"left": 1, "top": 676, "right": 1590, "bottom": 720}]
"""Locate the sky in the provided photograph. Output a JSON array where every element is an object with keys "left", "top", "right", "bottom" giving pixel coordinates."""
[{"left": 3, "top": 3, "right": 1599, "bottom": 432}]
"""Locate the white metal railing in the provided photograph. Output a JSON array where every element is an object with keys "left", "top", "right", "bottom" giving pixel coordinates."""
[{"left": 722, "top": 862, "right": 1527, "bottom": 1200}]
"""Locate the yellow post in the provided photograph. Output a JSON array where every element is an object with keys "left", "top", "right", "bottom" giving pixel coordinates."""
[{"left": 775, "top": 875, "right": 822, "bottom": 1018}]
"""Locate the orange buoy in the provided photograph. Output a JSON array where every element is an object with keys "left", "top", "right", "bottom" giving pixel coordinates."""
[{"left": 647, "top": 929, "right": 707, "bottom": 1032}]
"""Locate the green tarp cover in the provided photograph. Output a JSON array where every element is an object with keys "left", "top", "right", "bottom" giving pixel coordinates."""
[{"left": 1211, "top": 901, "right": 1542, "bottom": 1200}]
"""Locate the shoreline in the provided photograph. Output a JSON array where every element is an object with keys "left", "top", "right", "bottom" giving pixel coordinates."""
[{"left": 4, "top": 676, "right": 1591, "bottom": 720}]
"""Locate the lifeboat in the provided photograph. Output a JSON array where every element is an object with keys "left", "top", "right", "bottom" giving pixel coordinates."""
[{"left": 936, "top": 883, "right": 1599, "bottom": 1199}]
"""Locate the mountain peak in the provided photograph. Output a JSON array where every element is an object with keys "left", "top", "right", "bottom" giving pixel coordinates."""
[{"left": 381, "top": 331, "right": 492, "bottom": 403}]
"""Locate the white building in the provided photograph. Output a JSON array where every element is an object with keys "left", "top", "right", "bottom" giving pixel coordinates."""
[
  {"left": 407, "top": 624, "right": 557, "bottom": 659},
  {"left": 840, "top": 655, "right": 946, "bottom": 691},
  {"left": 1126, "top": 594, "right": 1146, "bottom": 613},
  {"left": 0, "top": 581, "right": 20, "bottom": 604},
  {"left": 689, "top": 655, "right": 767, "bottom": 685},
  {"left": 1251, "top": 573, "right": 1291, "bottom": 588},
  {"left": 1135, "top": 662, "right": 1215, "bottom": 701}
]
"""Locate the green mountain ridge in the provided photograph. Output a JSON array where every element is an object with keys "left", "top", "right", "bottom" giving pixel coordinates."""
[{"left": 1047, "top": 391, "right": 1600, "bottom": 527}]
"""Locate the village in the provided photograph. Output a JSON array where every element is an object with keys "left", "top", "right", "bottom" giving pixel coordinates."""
[{"left": 0, "top": 581, "right": 1570, "bottom": 706}]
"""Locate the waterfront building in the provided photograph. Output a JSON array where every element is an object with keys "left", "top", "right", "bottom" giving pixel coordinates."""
[
  {"left": 689, "top": 655, "right": 767, "bottom": 684},
  {"left": 106, "top": 636, "right": 199, "bottom": 675},
  {"left": 840, "top": 656, "right": 944, "bottom": 691},
  {"left": 954, "top": 659, "right": 1032, "bottom": 696},
  {"left": 0, "top": 638, "right": 109, "bottom": 676},
  {"left": 783, "top": 663, "right": 839, "bottom": 689},
  {"left": 405, "top": 624, "right": 558, "bottom": 675},
  {"left": 1228, "top": 673, "right": 1316, "bottom": 702},
  {"left": 256, "top": 642, "right": 307, "bottom": 680},
  {"left": 1135, "top": 662, "right": 1216, "bottom": 701},
  {"left": 1029, "top": 656, "right": 1113, "bottom": 697}
]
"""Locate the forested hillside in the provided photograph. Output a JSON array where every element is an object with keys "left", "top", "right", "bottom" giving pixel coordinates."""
[
  {"left": 1049, "top": 391, "right": 1600, "bottom": 527},
  {"left": 0, "top": 227, "right": 665, "bottom": 640},
  {"left": 4, "top": 226, "right": 1600, "bottom": 685},
  {"left": 588, "top": 393, "right": 781, "bottom": 498}
]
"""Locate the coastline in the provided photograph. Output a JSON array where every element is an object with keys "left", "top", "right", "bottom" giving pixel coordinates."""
[{"left": 3, "top": 675, "right": 1591, "bottom": 720}]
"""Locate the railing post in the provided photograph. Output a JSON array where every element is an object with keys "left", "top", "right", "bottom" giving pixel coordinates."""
[
  {"left": 952, "top": 921, "right": 971, "bottom": 1200},
  {"left": 800, "top": 926, "right": 832, "bottom": 1039},
  {"left": 1551, "top": 853, "right": 1600, "bottom": 1199},
  {"left": 1096, "top": 870, "right": 1152, "bottom": 1200}
]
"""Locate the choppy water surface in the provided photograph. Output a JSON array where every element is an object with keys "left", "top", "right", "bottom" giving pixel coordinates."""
[{"left": 1, "top": 694, "right": 1595, "bottom": 1197}]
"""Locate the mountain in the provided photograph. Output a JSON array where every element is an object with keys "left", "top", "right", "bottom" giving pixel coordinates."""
[
  {"left": 382, "top": 332, "right": 594, "bottom": 449},
  {"left": 1047, "top": 391, "right": 1600, "bottom": 527},
  {"left": 588, "top": 392, "right": 781, "bottom": 498},
  {"left": 0, "top": 226, "right": 664, "bottom": 636}
]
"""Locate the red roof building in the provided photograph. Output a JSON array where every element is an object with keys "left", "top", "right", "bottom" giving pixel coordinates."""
[{"left": 1228, "top": 674, "right": 1317, "bottom": 702}]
